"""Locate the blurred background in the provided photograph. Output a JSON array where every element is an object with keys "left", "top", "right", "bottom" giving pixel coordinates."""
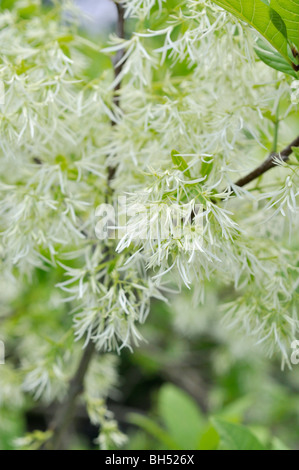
[
  {"left": 74, "top": 0, "right": 117, "bottom": 33},
  {"left": 2, "top": 266, "right": 299, "bottom": 450}
]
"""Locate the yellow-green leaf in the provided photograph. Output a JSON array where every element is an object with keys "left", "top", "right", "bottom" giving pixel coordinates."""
[
  {"left": 171, "top": 150, "right": 191, "bottom": 178},
  {"left": 211, "top": 0, "right": 290, "bottom": 62}
]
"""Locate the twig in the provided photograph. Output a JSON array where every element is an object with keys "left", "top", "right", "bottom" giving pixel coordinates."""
[
  {"left": 113, "top": 3, "right": 125, "bottom": 109},
  {"left": 233, "top": 135, "right": 299, "bottom": 189},
  {"left": 46, "top": 341, "right": 96, "bottom": 450},
  {"left": 108, "top": 2, "right": 126, "bottom": 184}
]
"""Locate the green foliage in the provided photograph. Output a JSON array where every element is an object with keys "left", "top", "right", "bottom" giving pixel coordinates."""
[
  {"left": 0, "top": 0, "right": 16, "bottom": 9},
  {"left": 255, "top": 39, "right": 298, "bottom": 78},
  {"left": 200, "top": 156, "right": 214, "bottom": 181},
  {"left": 211, "top": 0, "right": 299, "bottom": 72},
  {"left": 0, "top": 408, "right": 25, "bottom": 450},
  {"left": 211, "top": 418, "right": 264, "bottom": 450},
  {"left": 292, "top": 147, "right": 299, "bottom": 162},
  {"left": 129, "top": 414, "right": 180, "bottom": 450},
  {"left": 158, "top": 384, "right": 204, "bottom": 450},
  {"left": 171, "top": 151, "right": 191, "bottom": 178},
  {"left": 270, "top": 0, "right": 299, "bottom": 50},
  {"left": 128, "top": 384, "right": 288, "bottom": 450}
]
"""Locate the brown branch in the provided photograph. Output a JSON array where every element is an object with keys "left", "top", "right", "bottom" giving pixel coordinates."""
[
  {"left": 108, "top": 2, "right": 126, "bottom": 184},
  {"left": 45, "top": 4, "right": 126, "bottom": 451},
  {"left": 233, "top": 135, "right": 299, "bottom": 188},
  {"left": 113, "top": 2, "right": 125, "bottom": 109},
  {"left": 45, "top": 341, "right": 96, "bottom": 450}
]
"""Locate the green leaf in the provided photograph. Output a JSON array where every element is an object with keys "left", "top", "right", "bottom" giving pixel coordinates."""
[
  {"left": 255, "top": 39, "right": 298, "bottom": 77},
  {"left": 17, "top": 4, "right": 38, "bottom": 19},
  {"left": 0, "top": 0, "right": 17, "bottom": 10},
  {"left": 271, "top": 437, "right": 290, "bottom": 450},
  {"left": 261, "top": 109, "right": 277, "bottom": 123},
  {"left": 0, "top": 408, "right": 25, "bottom": 450},
  {"left": 200, "top": 156, "right": 214, "bottom": 180},
  {"left": 269, "top": 7, "right": 288, "bottom": 40},
  {"left": 198, "top": 425, "right": 220, "bottom": 450},
  {"left": 171, "top": 150, "right": 191, "bottom": 178},
  {"left": 211, "top": 0, "right": 289, "bottom": 61},
  {"left": 217, "top": 396, "right": 253, "bottom": 422},
  {"left": 270, "top": 0, "right": 299, "bottom": 51},
  {"left": 128, "top": 413, "right": 179, "bottom": 450},
  {"left": 158, "top": 384, "right": 204, "bottom": 450},
  {"left": 212, "top": 418, "right": 266, "bottom": 450},
  {"left": 292, "top": 146, "right": 299, "bottom": 162}
]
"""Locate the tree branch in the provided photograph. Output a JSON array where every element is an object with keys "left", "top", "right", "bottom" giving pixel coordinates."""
[
  {"left": 108, "top": 2, "right": 126, "bottom": 184},
  {"left": 45, "top": 4, "right": 126, "bottom": 450},
  {"left": 113, "top": 2, "right": 125, "bottom": 109},
  {"left": 46, "top": 341, "right": 96, "bottom": 450},
  {"left": 233, "top": 135, "right": 299, "bottom": 189}
]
